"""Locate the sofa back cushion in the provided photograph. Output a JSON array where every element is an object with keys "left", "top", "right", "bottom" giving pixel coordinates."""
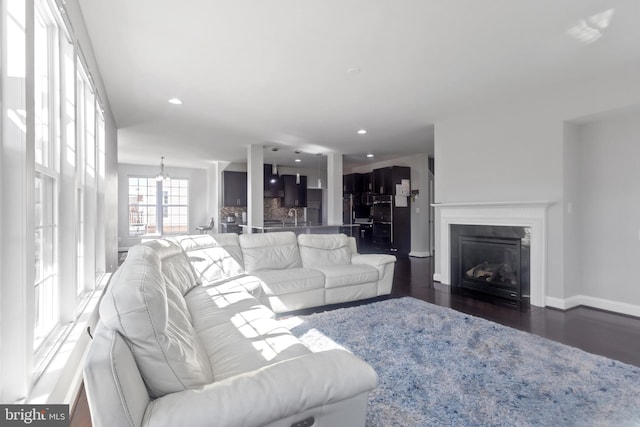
[
  {"left": 99, "top": 240, "right": 213, "bottom": 398},
  {"left": 239, "top": 231, "right": 302, "bottom": 273},
  {"left": 152, "top": 238, "right": 199, "bottom": 295},
  {"left": 172, "top": 234, "right": 245, "bottom": 285},
  {"left": 298, "top": 234, "right": 353, "bottom": 268}
]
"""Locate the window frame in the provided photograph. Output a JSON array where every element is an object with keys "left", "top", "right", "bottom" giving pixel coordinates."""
[
  {"left": 127, "top": 176, "right": 190, "bottom": 236},
  {"left": 33, "top": 0, "right": 61, "bottom": 356}
]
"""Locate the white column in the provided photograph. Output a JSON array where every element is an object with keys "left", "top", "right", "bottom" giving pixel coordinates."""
[
  {"left": 247, "top": 145, "right": 264, "bottom": 232},
  {"left": 326, "top": 152, "right": 343, "bottom": 225},
  {"left": 206, "top": 162, "right": 221, "bottom": 232}
]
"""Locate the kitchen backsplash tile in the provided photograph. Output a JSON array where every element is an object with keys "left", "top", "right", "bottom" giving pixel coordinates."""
[{"left": 220, "top": 198, "right": 304, "bottom": 223}]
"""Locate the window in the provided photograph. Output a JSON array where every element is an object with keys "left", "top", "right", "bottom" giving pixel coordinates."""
[
  {"left": 162, "top": 179, "right": 189, "bottom": 234},
  {"left": 128, "top": 177, "right": 157, "bottom": 235},
  {"left": 76, "top": 56, "right": 97, "bottom": 297},
  {"left": 0, "top": 0, "right": 114, "bottom": 403},
  {"left": 128, "top": 177, "right": 189, "bottom": 235},
  {"left": 33, "top": 0, "right": 60, "bottom": 351}
]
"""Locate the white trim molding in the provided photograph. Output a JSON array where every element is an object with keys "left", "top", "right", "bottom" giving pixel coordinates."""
[
  {"left": 547, "top": 295, "right": 640, "bottom": 318},
  {"left": 409, "top": 251, "right": 431, "bottom": 258},
  {"left": 433, "top": 201, "right": 553, "bottom": 307}
]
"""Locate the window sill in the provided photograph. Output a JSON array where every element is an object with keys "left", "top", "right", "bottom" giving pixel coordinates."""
[{"left": 27, "top": 274, "right": 111, "bottom": 405}]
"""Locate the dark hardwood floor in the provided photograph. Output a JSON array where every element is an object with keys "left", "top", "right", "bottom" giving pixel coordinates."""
[{"left": 70, "top": 256, "right": 640, "bottom": 426}]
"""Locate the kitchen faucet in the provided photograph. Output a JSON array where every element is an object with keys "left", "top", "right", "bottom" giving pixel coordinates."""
[{"left": 287, "top": 208, "right": 298, "bottom": 227}]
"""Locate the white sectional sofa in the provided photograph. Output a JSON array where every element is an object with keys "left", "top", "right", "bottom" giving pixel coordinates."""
[
  {"left": 176, "top": 231, "right": 397, "bottom": 313},
  {"left": 84, "top": 232, "right": 394, "bottom": 427}
]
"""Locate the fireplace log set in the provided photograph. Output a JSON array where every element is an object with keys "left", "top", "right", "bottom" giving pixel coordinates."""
[{"left": 465, "top": 261, "right": 517, "bottom": 286}]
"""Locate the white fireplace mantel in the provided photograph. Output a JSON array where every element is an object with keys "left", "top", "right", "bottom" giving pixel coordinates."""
[{"left": 432, "top": 201, "right": 553, "bottom": 307}]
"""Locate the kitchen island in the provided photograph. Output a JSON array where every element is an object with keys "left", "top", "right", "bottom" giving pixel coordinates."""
[{"left": 239, "top": 223, "right": 360, "bottom": 236}]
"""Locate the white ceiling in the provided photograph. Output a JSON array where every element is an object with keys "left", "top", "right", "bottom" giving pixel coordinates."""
[{"left": 77, "top": 0, "right": 640, "bottom": 169}]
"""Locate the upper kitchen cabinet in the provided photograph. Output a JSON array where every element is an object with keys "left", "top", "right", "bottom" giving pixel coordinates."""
[
  {"left": 264, "top": 164, "right": 284, "bottom": 197},
  {"left": 281, "top": 174, "right": 307, "bottom": 207},
  {"left": 372, "top": 166, "right": 410, "bottom": 195},
  {"left": 223, "top": 171, "right": 247, "bottom": 207},
  {"left": 343, "top": 173, "right": 364, "bottom": 195},
  {"left": 362, "top": 172, "right": 373, "bottom": 192}
]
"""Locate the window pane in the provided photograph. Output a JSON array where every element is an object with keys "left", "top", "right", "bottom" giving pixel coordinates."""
[
  {"left": 34, "top": 8, "right": 50, "bottom": 167},
  {"left": 34, "top": 173, "right": 57, "bottom": 349},
  {"left": 128, "top": 177, "right": 155, "bottom": 235},
  {"left": 162, "top": 179, "right": 189, "bottom": 234}
]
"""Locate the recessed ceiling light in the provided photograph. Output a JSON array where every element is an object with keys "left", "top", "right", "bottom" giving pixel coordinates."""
[
  {"left": 366, "top": 153, "right": 374, "bottom": 158},
  {"left": 168, "top": 98, "right": 183, "bottom": 105},
  {"left": 357, "top": 129, "right": 367, "bottom": 135},
  {"left": 295, "top": 158, "right": 301, "bottom": 163}
]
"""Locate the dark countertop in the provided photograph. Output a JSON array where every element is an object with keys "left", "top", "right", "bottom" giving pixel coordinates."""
[{"left": 239, "top": 223, "right": 360, "bottom": 232}]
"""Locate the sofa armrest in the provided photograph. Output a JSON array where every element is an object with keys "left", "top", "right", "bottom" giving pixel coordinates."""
[
  {"left": 351, "top": 254, "right": 396, "bottom": 296},
  {"left": 143, "top": 349, "right": 377, "bottom": 427},
  {"left": 350, "top": 253, "right": 396, "bottom": 268}
]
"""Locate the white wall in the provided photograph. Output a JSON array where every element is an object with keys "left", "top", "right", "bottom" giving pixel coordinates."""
[
  {"left": 433, "top": 64, "right": 640, "bottom": 312},
  {"left": 562, "top": 122, "right": 582, "bottom": 299},
  {"left": 576, "top": 108, "right": 640, "bottom": 308},
  {"left": 117, "top": 164, "right": 208, "bottom": 247}
]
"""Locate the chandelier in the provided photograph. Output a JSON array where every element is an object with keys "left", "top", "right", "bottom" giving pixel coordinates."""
[{"left": 155, "top": 156, "right": 169, "bottom": 182}]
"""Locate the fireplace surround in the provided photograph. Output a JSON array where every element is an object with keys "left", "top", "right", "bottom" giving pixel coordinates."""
[{"left": 433, "top": 201, "right": 551, "bottom": 307}]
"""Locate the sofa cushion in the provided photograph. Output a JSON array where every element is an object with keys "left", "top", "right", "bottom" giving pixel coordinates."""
[
  {"left": 172, "top": 234, "right": 245, "bottom": 285},
  {"left": 239, "top": 232, "right": 302, "bottom": 272},
  {"left": 150, "top": 238, "right": 199, "bottom": 295},
  {"left": 297, "top": 234, "right": 352, "bottom": 268},
  {"left": 210, "top": 274, "right": 265, "bottom": 297},
  {"left": 99, "top": 242, "right": 213, "bottom": 398},
  {"left": 252, "top": 267, "right": 325, "bottom": 296},
  {"left": 312, "top": 264, "right": 379, "bottom": 289},
  {"left": 185, "top": 286, "right": 310, "bottom": 381}
]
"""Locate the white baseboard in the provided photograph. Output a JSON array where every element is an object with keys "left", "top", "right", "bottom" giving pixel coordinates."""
[
  {"left": 433, "top": 273, "right": 442, "bottom": 283},
  {"left": 545, "top": 296, "right": 564, "bottom": 309},
  {"left": 546, "top": 294, "right": 640, "bottom": 317},
  {"left": 409, "top": 251, "right": 430, "bottom": 258}
]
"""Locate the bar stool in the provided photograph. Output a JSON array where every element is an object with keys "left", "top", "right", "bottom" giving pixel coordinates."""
[{"left": 196, "top": 217, "right": 215, "bottom": 234}]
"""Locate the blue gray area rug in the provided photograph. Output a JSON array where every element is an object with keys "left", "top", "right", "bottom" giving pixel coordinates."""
[{"left": 280, "top": 297, "right": 640, "bottom": 427}]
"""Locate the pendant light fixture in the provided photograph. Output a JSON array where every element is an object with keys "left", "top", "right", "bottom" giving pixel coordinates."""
[
  {"left": 271, "top": 147, "right": 279, "bottom": 175},
  {"left": 294, "top": 151, "right": 301, "bottom": 184},
  {"left": 155, "top": 156, "right": 169, "bottom": 182},
  {"left": 316, "top": 153, "right": 322, "bottom": 188}
]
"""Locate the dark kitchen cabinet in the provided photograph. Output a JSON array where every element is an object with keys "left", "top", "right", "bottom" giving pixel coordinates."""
[
  {"left": 372, "top": 166, "right": 410, "bottom": 195},
  {"left": 281, "top": 174, "right": 307, "bottom": 207},
  {"left": 223, "top": 171, "right": 247, "bottom": 207},
  {"left": 264, "top": 164, "right": 284, "bottom": 197},
  {"left": 343, "top": 173, "right": 363, "bottom": 195},
  {"left": 362, "top": 172, "right": 373, "bottom": 192}
]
